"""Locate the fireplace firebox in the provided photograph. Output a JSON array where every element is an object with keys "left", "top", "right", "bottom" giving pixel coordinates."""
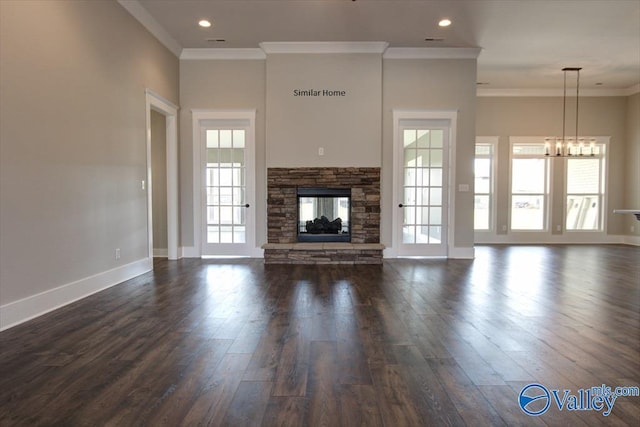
[{"left": 297, "top": 187, "right": 350, "bottom": 242}]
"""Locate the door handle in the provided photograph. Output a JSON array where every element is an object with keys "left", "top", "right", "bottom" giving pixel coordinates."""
[
  {"left": 398, "top": 204, "right": 404, "bottom": 208},
  {"left": 245, "top": 204, "right": 250, "bottom": 208}
]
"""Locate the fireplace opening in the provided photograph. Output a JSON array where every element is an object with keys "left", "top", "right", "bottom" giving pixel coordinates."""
[{"left": 297, "top": 187, "right": 351, "bottom": 242}]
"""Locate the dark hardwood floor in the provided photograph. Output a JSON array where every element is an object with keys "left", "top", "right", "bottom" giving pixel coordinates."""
[{"left": 1, "top": 245, "right": 639, "bottom": 426}]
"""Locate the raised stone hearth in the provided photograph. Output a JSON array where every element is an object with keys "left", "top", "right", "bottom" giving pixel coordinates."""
[{"left": 264, "top": 167, "right": 383, "bottom": 264}]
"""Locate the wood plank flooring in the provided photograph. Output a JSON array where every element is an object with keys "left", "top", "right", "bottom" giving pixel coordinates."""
[{"left": 1, "top": 245, "right": 639, "bottom": 426}]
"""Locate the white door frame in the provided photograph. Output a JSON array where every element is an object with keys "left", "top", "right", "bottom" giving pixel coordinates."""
[
  {"left": 392, "top": 110, "right": 457, "bottom": 257},
  {"left": 145, "top": 89, "right": 179, "bottom": 260},
  {"left": 192, "top": 109, "right": 257, "bottom": 257}
]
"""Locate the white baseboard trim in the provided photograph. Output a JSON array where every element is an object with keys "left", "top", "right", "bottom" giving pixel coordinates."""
[
  {"left": 623, "top": 235, "right": 640, "bottom": 246},
  {"left": 474, "top": 233, "right": 628, "bottom": 245},
  {"left": 181, "top": 246, "right": 199, "bottom": 258},
  {"left": 0, "top": 258, "right": 152, "bottom": 331},
  {"left": 449, "top": 246, "right": 475, "bottom": 259},
  {"left": 180, "top": 246, "right": 265, "bottom": 258},
  {"left": 382, "top": 246, "right": 475, "bottom": 259},
  {"left": 153, "top": 248, "right": 168, "bottom": 258}
]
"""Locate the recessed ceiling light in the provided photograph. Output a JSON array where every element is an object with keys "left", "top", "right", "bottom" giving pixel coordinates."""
[
  {"left": 438, "top": 18, "right": 452, "bottom": 27},
  {"left": 198, "top": 19, "right": 212, "bottom": 28}
]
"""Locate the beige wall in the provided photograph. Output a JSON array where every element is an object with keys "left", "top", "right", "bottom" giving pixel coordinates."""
[
  {"left": 382, "top": 59, "right": 478, "bottom": 251},
  {"left": 625, "top": 93, "right": 640, "bottom": 236},
  {"left": 151, "top": 110, "right": 168, "bottom": 251},
  {"left": 265, "top": 54, "right": 382, "bottom": 167},
  {"left": 179, "top": 59, "right": 266, "bottom": 248},
  {"left": 0, "top": 0, "right": 179, "bottom": 305},
  {"left": 179, "top": 55, "right": 478, "bottom": 254},
  {"left": 476, "top": 96, "right": 630, "bottom": 237}
]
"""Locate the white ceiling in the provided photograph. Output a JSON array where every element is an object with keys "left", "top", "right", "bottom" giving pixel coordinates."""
[{"left": 127, "top": 0, "right": 640, "bottom": 92}]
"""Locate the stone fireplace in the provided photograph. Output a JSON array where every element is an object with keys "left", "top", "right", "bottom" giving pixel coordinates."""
[{"left": 263, "top": 167, "right": 384, "bottom": 264}]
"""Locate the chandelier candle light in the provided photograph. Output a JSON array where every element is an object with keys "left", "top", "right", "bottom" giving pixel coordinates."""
[{"left": 544, "top": 67, "right": 597, "bottom": 157}]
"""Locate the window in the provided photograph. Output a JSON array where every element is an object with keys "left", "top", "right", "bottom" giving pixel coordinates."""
[
  {"left": 474, "top": 138, "right": 497, "bottom": 230},
  {"left": 508, "top": 137, "right": 608, "bottom": 235},
  {"left": 566, "top": 143, "right": 606, "bottom": 231},
  {"left": 510, "top": 143, "right": 549, "bottom": 231}
]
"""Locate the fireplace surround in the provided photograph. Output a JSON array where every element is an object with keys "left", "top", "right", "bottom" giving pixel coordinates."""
[{"left": 263, "top": 167, "right": 383, "bottom": 264}]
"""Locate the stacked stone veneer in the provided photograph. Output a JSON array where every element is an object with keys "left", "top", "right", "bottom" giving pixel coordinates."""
[{"left": 264, "top": 167, "right": 383, "bottom": 264}]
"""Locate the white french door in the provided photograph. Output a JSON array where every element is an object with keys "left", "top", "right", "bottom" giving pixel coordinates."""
[
  {"left": 394, "top": 116, "right": 451, "bottom": 257},
  {"left": 198, "top": 114, "right": 255, "bottom": 256}
]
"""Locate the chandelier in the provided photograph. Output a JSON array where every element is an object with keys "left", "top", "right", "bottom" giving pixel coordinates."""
[{"left": 544, "top": 67, "right": 597, "bottom": 157}]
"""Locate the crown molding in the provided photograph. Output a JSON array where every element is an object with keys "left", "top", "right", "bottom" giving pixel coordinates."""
[
  {"left": 180, "top": 48, "right": 266, "bottom": 60},
  {"left": 383, "top": 47, "right": 482, "bottom": 59},
  {"left": 117, "top": 0, "right": 182, "bottom": 57},
  {"left": 477, "top": 87, "right": 639, "bottom": 97},
  {"left": 625, "top": 83, "right": 640, "bottom": 96},
  {"left": 259, "top": 41, "right": 389, "bottom": 54}
]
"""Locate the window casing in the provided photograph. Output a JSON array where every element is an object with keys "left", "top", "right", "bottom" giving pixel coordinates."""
[{"left": 474, "top": 138, "right": 497, "bottom": 231}]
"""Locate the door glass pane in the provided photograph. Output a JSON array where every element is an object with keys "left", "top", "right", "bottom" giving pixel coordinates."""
[
  {"left": 430, "top": 130, "right": 443, "bottom": 148},
  {"left": 430, "top": 207, "right": 442, "bottom": 225},
  {"left": 404, "top": 129, "right": 417, "bottom": 148},
  {"left": 404, "top": 187, "right": 415, "bottom": 205},
  {"left": 403, "top": 226, "right": 416, "bottom": 243},
  {"left": 234, "top": 226, "right": 246, "bottom": 243},
  {"left": 430, "top": 149, "right": 443, "bottom": 167},
  {"left": 430, "top": 169, "right": 442, "bottom": 187},
  {"left": 207, "top": 226, "right": 219, "bottom": 243},
  {"left": 430, "top": 188, "right": 442, "bottom": 205},
  {"left": 220, "top": 226, "right": 233, "bottom": 243},
  {"left": 416, "top": 130, "right": 429, "bottom": 148},
  {"left": 429, "top": 226, "right": 441, "bottom": 243}
]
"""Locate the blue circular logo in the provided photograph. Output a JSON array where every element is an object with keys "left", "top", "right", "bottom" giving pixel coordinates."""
[{"left": 519, "top": 383, "right": 551, "bottom": 416}]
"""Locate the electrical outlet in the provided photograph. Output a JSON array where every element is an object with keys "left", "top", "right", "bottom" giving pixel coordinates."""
[
  {"left": 318, "top": 147, "right": 324, "bottom": 156},
  {"left": 115, "top": 248, "right": 121, "bottom": 260},
  {"left": 556, "top": 225, "right": 561, "bottom": 232},
  {"left": 632, "top": 225, "right": 636, "bottom": 233},
  {"left": 502, "top": 225, "right": 507, "bottom": 232}
]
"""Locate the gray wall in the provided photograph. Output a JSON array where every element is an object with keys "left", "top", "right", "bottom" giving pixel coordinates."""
[
  {"left": 179, "top": 59, "right": 266, "bottom": 248},
  {"left": 179, "top": 54, "right": 478, "bottom": 254},
  {"left": 382, "top": 59, "right": 478, "bottom": 251},
  {"left": 625, "top": 93, "right": 640, "bottom": 236},
  {"left": 0, "top": 0, "right": 179, "bottom": 305},
  {"left": 265, "top": 53, "right": 382, "bottom": 167},
  {"left": 476, "top": 96, "right": 631, "bottom": 237}
]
